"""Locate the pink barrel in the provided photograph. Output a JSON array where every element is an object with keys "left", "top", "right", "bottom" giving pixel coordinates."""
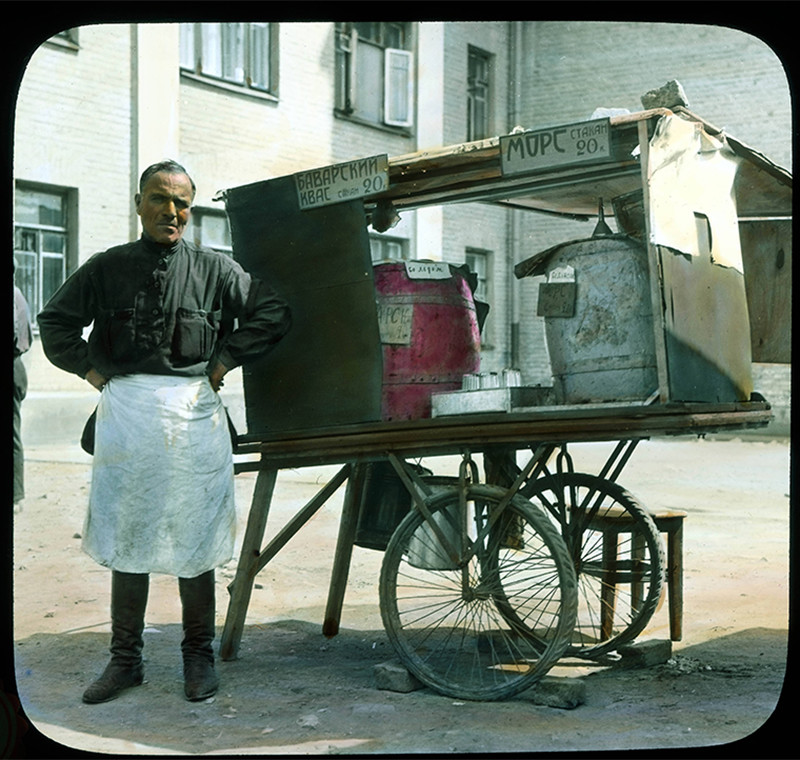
[{"left": 374, "top": 261, "right": 481, "bottom": 421}]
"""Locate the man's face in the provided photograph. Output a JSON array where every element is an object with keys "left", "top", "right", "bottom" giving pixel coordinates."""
[{"left": 136, "top": 171, "right": 194, "bottom": 245}]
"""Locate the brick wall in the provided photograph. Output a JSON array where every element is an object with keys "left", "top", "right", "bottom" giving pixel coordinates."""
[
  {"left": 521, "top": 21, "right": 791, "bottom": 167},
  {"left": 15, "top": 26, "right": 134, "bottom": 258}
]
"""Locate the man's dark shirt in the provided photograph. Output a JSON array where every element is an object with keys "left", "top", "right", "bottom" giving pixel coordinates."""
[{"left": 38, "top": 236, "right": 291, "bottom": 380}]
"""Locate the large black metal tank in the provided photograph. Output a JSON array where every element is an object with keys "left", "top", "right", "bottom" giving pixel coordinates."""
[{"left": 222, "top": 176, "right": 383, "bottom": 434}]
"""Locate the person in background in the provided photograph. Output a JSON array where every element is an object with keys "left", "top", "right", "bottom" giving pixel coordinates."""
[
  {"left": 37, "top": 160, "right": 291, "bottom": 704},
  {"left": 14, "top": 277, "right": 33, "bottom": 510}
]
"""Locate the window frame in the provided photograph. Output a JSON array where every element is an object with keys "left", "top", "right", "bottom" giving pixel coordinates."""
[
  {"left": 13, "top": 183, "right": 75, "bottom": 329},
  {"left": 369, "top": 233, "right": 409, "bottom": 263},
  {"left": 180, "top": 22, "right": 278, "bottom": 99},
  {"left": 335, "top": 22, "right": 415, "bottom": 133},
  {"left": 467, "top": 46, "right": 493, "bottom": 142},
  {"left": 465, "top": 246, "right": 493, "bottom": 348}
]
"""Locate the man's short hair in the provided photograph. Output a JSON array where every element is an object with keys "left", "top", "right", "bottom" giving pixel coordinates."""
[{"left": 139, "top": 160, "right": 196, "bottom": 198}]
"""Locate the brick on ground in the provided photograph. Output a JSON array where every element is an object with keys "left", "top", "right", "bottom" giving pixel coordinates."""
[
  {"left": 616, "top": 639, "right": 672, "bottom": 668},
  {"left": 374, "top": 660, "right": 425, "bottom": 693}
]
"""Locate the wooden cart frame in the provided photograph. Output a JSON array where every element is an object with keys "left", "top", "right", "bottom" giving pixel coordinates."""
[
  {"left": 216, "top": 105, "right": 787, "bottom": 699},
  {"left": 221, "top": 400, "right": 771, "bottom": 664}
]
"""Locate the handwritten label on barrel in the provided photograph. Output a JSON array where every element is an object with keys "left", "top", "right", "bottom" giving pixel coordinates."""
[
  {"left": 405, "top": 261, "right": 451, "bottom": 280},
  {"left": 295, "top": 154, "right": 389, "bottom": 210},
  {"left": 377, "top": 302, "right": 413, "bottom": 345},
  {"left": 500, "top": 118, "right": 611, "bottom": 175}
]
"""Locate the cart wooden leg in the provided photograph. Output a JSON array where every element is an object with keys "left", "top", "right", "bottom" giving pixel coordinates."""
[
  {"left": 220, "top": 466, "right": 278, "bottom": 661},
  {"left": 322, "top": 461, "right": 368, "bottom": 638},
  {"left": 666, "top": 517, "right": 684, "bottom": 641}
]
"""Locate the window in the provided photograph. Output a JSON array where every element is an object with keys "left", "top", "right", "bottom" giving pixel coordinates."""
[
  {"left": 467, "top": 47, "right": 492, "bottom": 141},
  {"left": 14, "top": 186, "right": 70, "bottom": 326},
  {"left": 335, "top": 22, "right": 413, "bottom": 130},
  {"left": 465, "top": 248, "right": 490, "bottom": 303},
  {"left": 465, "top": 247, "right": 493, "bottom": 347},
  {"left": 369, "top": 234, "right": 408, "bottom": 263},
  {"left": 180, "top": 23, "right": 275, "bottom": 94},
  {"left": 187, "top": 208, "right": 233, "bottom": 256}
]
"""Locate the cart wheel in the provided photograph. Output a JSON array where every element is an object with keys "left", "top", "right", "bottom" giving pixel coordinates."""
[
  {"left": 379, "top": 484, "right": 577, "bottom": 701},
  {"left": 520, "top": 473, "right": 665, "bottom": 658}
]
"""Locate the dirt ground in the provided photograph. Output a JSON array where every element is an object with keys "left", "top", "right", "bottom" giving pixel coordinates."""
[{"left": 9, "top": 436, "right": 792, "bottom": 757}]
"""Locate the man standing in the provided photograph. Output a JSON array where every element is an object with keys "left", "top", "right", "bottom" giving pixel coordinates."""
[
  {"left": 38, "top": 160, "right": 291, "bottom": 703},
  {"left": 13, "top": 278, "right": 33, "bottom": 509}
]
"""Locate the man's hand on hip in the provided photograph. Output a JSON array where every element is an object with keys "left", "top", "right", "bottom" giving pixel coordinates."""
[
  {"left": 208, "top": 361, "right": 228, "bottom": 392},
  {"left": 85, "top": 368, "right": 108, "bottom": 391}
]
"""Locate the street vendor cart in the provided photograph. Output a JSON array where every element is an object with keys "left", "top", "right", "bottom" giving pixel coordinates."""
[{"left": 214, "top": 103, "right": 790, "bottom": 701}]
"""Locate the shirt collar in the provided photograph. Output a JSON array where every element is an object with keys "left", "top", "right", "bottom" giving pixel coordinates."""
[{"left": 140, "top": 235, "right": 183, "bottom": 258}]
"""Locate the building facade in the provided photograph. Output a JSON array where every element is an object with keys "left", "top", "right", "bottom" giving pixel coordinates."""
[{"left": 14, "top": 20, "right": 791, "bottom": 438}]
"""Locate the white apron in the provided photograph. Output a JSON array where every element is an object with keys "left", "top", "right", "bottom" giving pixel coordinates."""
[{"left": 83, "top": 374, "right": 236, "bottom": 578}]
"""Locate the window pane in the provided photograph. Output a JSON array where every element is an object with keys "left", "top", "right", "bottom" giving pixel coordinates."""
[
  {"left": 465, "top": 251, "right": 488, "bottom": 301},
  {"left": 179, "top": 23, "right": 195, "bottom": 70},
  {"left": 200, "top": 23, "right": 223, "bottom": 77},
  {"left": 369, "top": 235, "right": 407, "bottom": 262},
  {"left": 42, "top": 231, "right": 66, "bottom": 255},
  {"left": 15, "top": 227, "right": 37, "bottom": 252},
  {"left": 42, "top": 254, "right": 65, "bottom": 306},
  {"left": 354, "top": 22, "right": 380, "bottom": 43},
  {"left": 467, "top": 49, "right": 491, "bottom": 141},
  {"left": 14, "top": 251, "right": 37, "bottom": 314},
  {"left": 384, "top": 23, "right": 405, "bottom": 49},
  {"left": 16, "top": 189, "right": 64, "bottom": 227},
  {"left": 249, "top": 23, "right": 270, "bottom": 89},
  {"left": 386, "top": 240, "right": 404, "bottom": 260},
  {"left": 356, "top": 42, "right": 383, "bottom": 123},
  {"left": 222, "top": 23, "right": 245, "bottom": 83},
  {"left": 385, "top": 49, "right": 411, "bottom": 126}
]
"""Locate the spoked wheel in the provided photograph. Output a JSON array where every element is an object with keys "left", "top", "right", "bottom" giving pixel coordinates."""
[
  {"left": 521, "top": 473, "right": 665, "bottom": 658},
  {"left": 379, "top": 484, "right": 577, "bottom": 701}
]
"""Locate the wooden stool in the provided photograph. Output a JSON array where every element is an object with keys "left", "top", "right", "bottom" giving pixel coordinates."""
[
  {"left": 651, "top": 509, "right": 687, "bottom": 641},
  {"left": 591, "top": 507, "right": 687, "bottom": 642}
]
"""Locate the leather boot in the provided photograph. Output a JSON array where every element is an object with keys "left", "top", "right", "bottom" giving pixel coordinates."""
[
  {"left": 83, "top": 571, "right": 149, "bottom": 704},
  {"left": 179, "top": 570, "right": 219, "bottom": 701}
]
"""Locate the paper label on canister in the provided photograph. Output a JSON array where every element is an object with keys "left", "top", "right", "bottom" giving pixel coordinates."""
[
  {"left": 377, "top": 302, "right": 414, "bottom": 344},
  {"left": 405, "top": 261, "right": 451, "bottom": 280},
  {"left": 548, "top": 265, "right": 576, "bottom": 283}
]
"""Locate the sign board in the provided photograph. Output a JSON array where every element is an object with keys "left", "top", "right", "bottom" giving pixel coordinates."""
[
  {"left": 295, "top": 154, "right": 389, "bottom": 210},
  {"left": 538, "top": 266, "right": 577, "bottom": 318},
  {"left": 500, "top": 118, "right": 611, "bottom": 175},
  {"left": 405, "top": 261, "right": 451, "bottom": 280}
]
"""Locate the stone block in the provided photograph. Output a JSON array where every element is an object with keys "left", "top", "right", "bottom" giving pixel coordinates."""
[
  {"left": 374, "top": 660, "right": 425, "bottom": 693},
  {"left": 641, "top": 80, "right": 689, "bottom": 110},
  {"left": 616, "top": 639, "right": 672, "bottom": 668}
]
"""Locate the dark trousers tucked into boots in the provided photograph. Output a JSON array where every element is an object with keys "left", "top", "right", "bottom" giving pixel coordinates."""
[
  {"left": 179, "top": 569, "right": 219, "bottom": 701},
  {"left": 83, "top": 571, "right": 149, "bottom": 704}
]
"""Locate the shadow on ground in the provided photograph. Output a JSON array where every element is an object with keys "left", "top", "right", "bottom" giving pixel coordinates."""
[{"left": 12, "top": 620, "right": 789, "bottom": 756}]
